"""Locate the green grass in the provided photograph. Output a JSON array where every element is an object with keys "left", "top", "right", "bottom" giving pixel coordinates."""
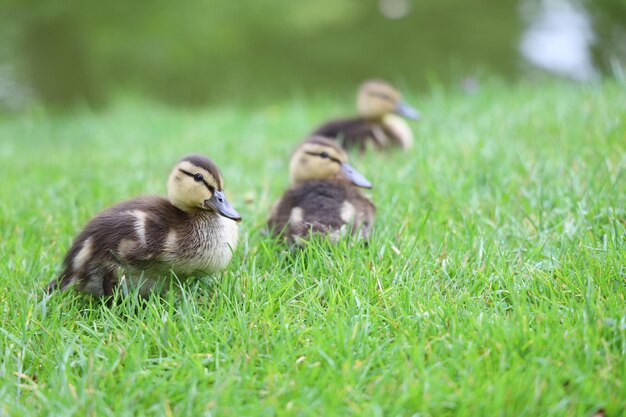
[{"left": 1, "top": 79, "right": 625, "bottom": 416}]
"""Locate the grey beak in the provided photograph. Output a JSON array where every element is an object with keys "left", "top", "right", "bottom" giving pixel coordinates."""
[
  {"left": 395, "top": 101, "right": 420, "bottom": 120},
  {"left": 340, "top": 163, "right": 373, "bottom": 189},
  {"left": 205, "top": 190, "right": 242, "bottom": 222}
]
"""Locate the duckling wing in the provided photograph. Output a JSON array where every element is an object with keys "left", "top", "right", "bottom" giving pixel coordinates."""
[
  {"left": 50, "top": 196, "right": 181, "bottom": 295},
  {"left": 104, "top": 196, "right": 184, "bottom": 270},
  {"left": 269, "top": 181, "right": 374, "bottom": 243},
  {"left": 311, "top": 118, "right": 382, "bottom": 151}
]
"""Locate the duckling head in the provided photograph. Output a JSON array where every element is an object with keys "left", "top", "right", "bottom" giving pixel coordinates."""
[
  {"left": 356, "top": 79, "right": 420, "bottom": 121},
  {"left": 167, "top": 155, "right": 242, "bottom": 221},
  {"left": 289, "top": 136, "right": 372, "bottom": 189}
]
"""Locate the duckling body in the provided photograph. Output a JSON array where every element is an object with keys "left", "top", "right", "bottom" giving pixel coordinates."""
[
  {"left": 269, "top": 180, "right": 375, "bottom": 243},
  {"left": 311, "top": 80, "right": 419, "bottom": 152},
  {"left": 49, "top": 155, "right": 242, "bottom": 297},
  {"left": 268, "top": 137, "right": 375, "bottom": 244}
]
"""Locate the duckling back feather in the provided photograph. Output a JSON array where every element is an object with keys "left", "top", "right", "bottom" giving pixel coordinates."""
[
  {"left": 50, "top": 196, "right": 238, "bottom": 296},
  {"left": 268, "top": 180, "right": 375, "bottom": 244}
]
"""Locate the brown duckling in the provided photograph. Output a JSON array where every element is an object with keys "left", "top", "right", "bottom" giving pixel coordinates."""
[
  {"left": 48, "top": 155, "right": 242, "bottom": 297},
  {"left": 268, "top": 136, "right": 375, "bottom": 244},
  {"left": 311, "top": 79, "right": 420, "bottom": 152}
]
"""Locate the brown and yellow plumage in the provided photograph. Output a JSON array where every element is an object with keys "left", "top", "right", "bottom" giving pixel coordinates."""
[
  {"left": 49, "top": 155, "right": 241, "bottom": 297},
  {"left": 311, "top": 80, "right": 419, "bottom": 152},
  {"left": 268, "top": 137, "right": 375, "bottom": 244}
]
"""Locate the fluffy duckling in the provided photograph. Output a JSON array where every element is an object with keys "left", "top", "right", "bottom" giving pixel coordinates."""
[
  {"left": 48, "top": 155, "right": 242, "bottom": 297},
  {"left": 268, "top": 136, "right": 375, "bottom": 244},
  {"left": 311, "top": 79, "right": 420, "bottom": 152}
]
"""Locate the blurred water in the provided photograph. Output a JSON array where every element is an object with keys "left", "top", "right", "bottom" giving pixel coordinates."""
[
  {"left": 0, "top": 64, "right": 33, "bottom": 110},
  {"left": 0, "top": 0, "right": 623, "bottom": 109},
  {"left": 520, "top": 0, "right": 597, "bottom": 81},
  {"left": 379, "top": 0, "right": 412, "bottom": 20}
]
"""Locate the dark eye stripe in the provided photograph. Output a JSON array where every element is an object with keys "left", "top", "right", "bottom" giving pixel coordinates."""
[
  {"left": 180, "top": 169, "right": 216, "bottom": 193},
  {"left": 370, "top": 92, "right": 392, "bottom": 101},
  {"left": 304, "top": 150, "right": 342, "bottom": 164},
  {"left": 305, "top": 151, "right": 342, "bottom": 164}
]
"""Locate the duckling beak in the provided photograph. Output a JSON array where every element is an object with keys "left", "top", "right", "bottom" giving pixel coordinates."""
[
  {"left": 205, "top": 191, "right": 242, "bottom": 222},
  {"left": 395, "top": 101, "right": 420, "bottom": 120},
  {"left": 340, "top": 163, "right": 373, "bottom": 189}
]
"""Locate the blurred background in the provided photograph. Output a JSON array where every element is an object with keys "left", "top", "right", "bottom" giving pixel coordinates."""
[{"left": 0, "top": 0, "right": 624, "bottom": 110}]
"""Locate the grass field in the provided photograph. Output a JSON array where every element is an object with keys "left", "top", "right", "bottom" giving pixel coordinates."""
[{"left": 1, "top": 79, "right": 625, "bottom": 416}]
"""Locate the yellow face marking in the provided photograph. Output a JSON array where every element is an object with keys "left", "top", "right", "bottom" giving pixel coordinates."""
[
  {"left": 357, "top": 80, "right": 402, "bottom": 118},
  {"left": 167, "top": 161, "right": 211, "bottom": 211},
  {"left": 168, "top": 161, "right": 221, "bottom": 212},
  {"left": 176, "top": 161, "right": 220, "bottom": 190},
  {"left": 289, "top": 141, "right": 349, "bottom": 185},
  {"left": 301, "top": 143, "right": 347, "bottom": 163}
]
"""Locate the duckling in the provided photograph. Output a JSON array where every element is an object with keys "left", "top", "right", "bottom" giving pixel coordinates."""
[
  {"left": 311, "top": 79, "right": 420, "bottom": 152},
  {"left": 48, "top": 155, "right": 242, "bottom": 297},
  {"left": 268, "top": 136, "right": 375, "bottom": 244}
]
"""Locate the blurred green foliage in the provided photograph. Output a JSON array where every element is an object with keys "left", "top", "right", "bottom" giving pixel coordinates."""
[{"left": 0, "top": 0, "right": 623, "bottom": 108}]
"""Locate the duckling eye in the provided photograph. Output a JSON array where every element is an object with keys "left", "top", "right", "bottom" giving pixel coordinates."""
[
  {"left": 319, "top": 152, "right": 330, "bottom": 159},
  {"left": 193, "top": 173, "right": 204, "bottom": 182}
]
